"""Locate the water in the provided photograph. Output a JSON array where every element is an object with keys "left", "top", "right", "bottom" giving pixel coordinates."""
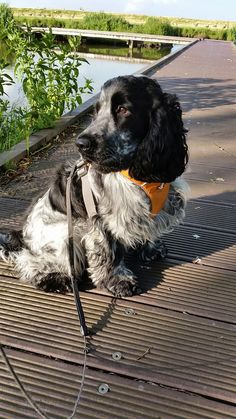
[
  {"left": 74, "top": 57, "right": 147, "bottom": 102},
  {"left": 4, "top": 57, "right": 145, "bottom": 108},
  {"left": 78, "top": 42, "right": 175, "bottom": 61},
  {"left": 3, "top": 43, "right": 182, "bottom": 109}
]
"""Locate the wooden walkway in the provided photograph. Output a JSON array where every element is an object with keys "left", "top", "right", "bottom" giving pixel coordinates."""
[
  {"left": 30, "top": 26, "right": 192, "bottom": 45},
  {"left": 0, "top": 39, "right": 236, "bottom": 418}
]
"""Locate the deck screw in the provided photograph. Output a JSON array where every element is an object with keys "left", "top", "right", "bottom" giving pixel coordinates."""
[
  {"left": 98, "top": 383, "right": 110, "bottom": 394},
  {"left": 112, "top": 351, "right": 122, "bottom": 361},
  {"left": 124, "top": 308, "right": 135, "bottom": 316}
]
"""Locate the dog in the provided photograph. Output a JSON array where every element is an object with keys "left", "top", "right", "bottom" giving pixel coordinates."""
[{"left": 0, "top": 75, "right": 189, "bottom": 297}]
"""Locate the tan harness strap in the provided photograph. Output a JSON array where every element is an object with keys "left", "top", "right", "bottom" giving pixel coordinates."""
[{"left": 81, "top": 172, "right": 97, "bottom": 218}]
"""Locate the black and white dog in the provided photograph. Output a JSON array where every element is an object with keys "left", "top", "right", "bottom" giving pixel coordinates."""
[{"left": 0, "top": 75, "right": 189, "bottom": 297}]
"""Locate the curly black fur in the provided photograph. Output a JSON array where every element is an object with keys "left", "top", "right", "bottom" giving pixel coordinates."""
[
  {"left": 49, "top": 161, "right": 87, "bottom": 218},
  {"left": 129, "top": 92, "right": 188, "bottom": 183}
]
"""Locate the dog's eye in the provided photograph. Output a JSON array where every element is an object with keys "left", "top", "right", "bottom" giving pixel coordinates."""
[{"left": 116, "top": 105, "right": 130, "bottom": 117}]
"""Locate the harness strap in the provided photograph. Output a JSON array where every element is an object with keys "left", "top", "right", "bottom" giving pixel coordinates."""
[{"left": 81, "top": 170, "right": 97, "bottom": 218}]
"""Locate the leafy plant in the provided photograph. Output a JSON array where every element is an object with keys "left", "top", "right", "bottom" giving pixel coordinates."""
[
  {"left": 0, "top": 104, "right": 27, "bottom": 152},
  {"left": 140, "top": 17, "right": 174, "bottom": 36},
  {"left": 0, "top": 58, "right": 14, "bottom": 95},
  {"left": 0, "top": 22, "right": 93, "bottom": 155},
  {"left": 11, "top": 28, "right": 93, "bottom": 128},
  {"left": 0, "top": 3, "right": 15, "bottom": 40},
  {"left": 0, "top": 59, "right": 26, "bottom": 152},
  {"left": 81, "top": 13, "right": 132, "bottom": 32},
  {"left": 228, "top": 26, "right": 236, "bottom": 41}
]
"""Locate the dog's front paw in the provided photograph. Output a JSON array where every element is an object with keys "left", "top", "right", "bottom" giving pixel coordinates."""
[
  {"left": 138, "top": 240, "right": 168, "bottom": 263},
  {"left": 106, "top": 273, "right": 141, "bottom": 298},
  {"left": 35, "top": 273, "right": 73, "bottom": 294}
]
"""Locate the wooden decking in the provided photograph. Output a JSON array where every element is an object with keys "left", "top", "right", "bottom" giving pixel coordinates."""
[{"left": 0, "top": 39, "right": 236, "bottom": 418}]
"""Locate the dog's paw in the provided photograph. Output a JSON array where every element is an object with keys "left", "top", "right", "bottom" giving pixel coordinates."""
[
  {"left": 106, "top": 274, "right": 141, "bottom": 298},
  {"left": 36, "top": 273, "right": 73, "bottom": 294},
  {"left": 138, "top": 240, "right": 168, "bottom": 263}
]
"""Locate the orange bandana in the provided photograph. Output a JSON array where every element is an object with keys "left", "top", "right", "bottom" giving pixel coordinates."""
[{"left": 121, "top": 170, "right": 170, "bottom": 217}]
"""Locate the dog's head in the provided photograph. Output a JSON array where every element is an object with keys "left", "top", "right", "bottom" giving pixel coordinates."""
[{"left": 76, "top": 75, "right": 188, "bottom": 182}]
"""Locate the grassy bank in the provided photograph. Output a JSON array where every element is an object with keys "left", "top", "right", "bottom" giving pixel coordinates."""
[
  {"left": 12, "top": 8, "right": 236, "bottom": 41},
  {"left": 12, "top": 8, "right": 236, "bottom": 29}
]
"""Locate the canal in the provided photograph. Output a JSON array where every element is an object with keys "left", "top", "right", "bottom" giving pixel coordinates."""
[{"left": 3, "top": 43, "right": 182, "bottom": 108}]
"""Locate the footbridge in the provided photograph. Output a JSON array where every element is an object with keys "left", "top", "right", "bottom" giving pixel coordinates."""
[{"left": 29, "top": 26, "right": 195, "bottom": 49}]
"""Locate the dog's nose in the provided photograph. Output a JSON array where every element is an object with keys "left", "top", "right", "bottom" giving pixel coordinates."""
[{"left": 76, "top": 136, "right": 91, "bottom": 149}]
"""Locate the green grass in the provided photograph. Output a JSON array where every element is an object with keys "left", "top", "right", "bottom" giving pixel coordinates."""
[
  {"left": 11, "top": 9, "right": 236, "bottom": 41},
  {"left": 0, "top": 105, "right": 27, "bottom": 152},
  {"left": 12, "top": 8, "right": 236, "bottom": 29}
]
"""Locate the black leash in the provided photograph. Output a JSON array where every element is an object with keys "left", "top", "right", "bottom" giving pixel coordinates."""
[
  {"left": 66, "top": 161, "right": 89, "bottom": 337},
  {"left": 1, "top": 160, "right": 94, "bottom": 418},
  {"left": 0, "top": 345, "right": 50, "bottom": 419}
]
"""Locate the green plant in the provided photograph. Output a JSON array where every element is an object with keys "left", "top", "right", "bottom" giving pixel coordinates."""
[
  {"left": 0, "top": 3, "right": 15, "bottom": 40},
  {"left": 228, "top": 26, "right": 236, "bottom": 41},
  {"left": 0, "top": 40, "right": 14, "bottom": 63},
  {"left": 0, "top": 104, "right": 27, "bottom": 152},
  {"left": 0, "top": 9, "right": 93, "bottom": 155},
  {"left": 79, "top": 12, "right": 130, "bottom": 31},
  {"left": 0, "top": 58, "right": 14, "bottom": 95},
  {"left": 14, "top": 29, "right": 92, "bottom": 119},
  {"left": 140, "top": 17, "right": 174, "bottom": 36},
  {"left": 0, "top": 58, "right": 27, "bottom": 152},
  {"left": 6, "top": 27, "right": 93, "bottom": 153}
]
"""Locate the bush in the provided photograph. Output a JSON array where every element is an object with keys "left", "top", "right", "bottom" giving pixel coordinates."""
[
  {"left": 0, "top": 59, "right": 26, "bottom": 152},
  {"left": 0, "top": 14, "right": 93, "bottom": 154},
  {"left": 141, "top": 17, "right": 174, "bottom": 36},
  {"left": 14, "top": 12, "right": 133, "bottom": 32},
  {"left": 14, "top": 16, "right": 66, "bottom": 28},
  {"left": 0, "top": 3, "right": 15, "bottom": 40},
  {"left": 179, "top": 25, "right": 231, "bottom": 40},
  {"left": 0, "top": 3, "right": 14, "bottom": 27},
  {"left": 65, "top": 19, "right": 82, "bottom": 29},
  {"left": 0, "top": 103, "right": 27, "bottom": 152},
  {"left": 81, "top": 13, "right": 132, "bottom": 31},
  {"left": 227, "top": 26, "right": 236, "bottom": 41}
]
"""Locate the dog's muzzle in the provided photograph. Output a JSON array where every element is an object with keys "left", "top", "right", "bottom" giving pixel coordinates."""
[{"left": 76, "top": 135, "right": 92, "bottom": 151}]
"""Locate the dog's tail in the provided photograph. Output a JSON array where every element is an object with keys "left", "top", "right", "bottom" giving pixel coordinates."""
[{"left": 0, "top": 230, "right": 24, "bottom": 262}]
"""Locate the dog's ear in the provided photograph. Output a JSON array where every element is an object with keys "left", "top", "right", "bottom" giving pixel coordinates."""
[
  {"left": 129, "top": 93, "right": 188, "bottom": 183},
  {"left": 49, "top": 163, "right": 86, "bottom": 217},
  {"left": 49, "top": 167, "right": 68, "bottom": 214}
]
